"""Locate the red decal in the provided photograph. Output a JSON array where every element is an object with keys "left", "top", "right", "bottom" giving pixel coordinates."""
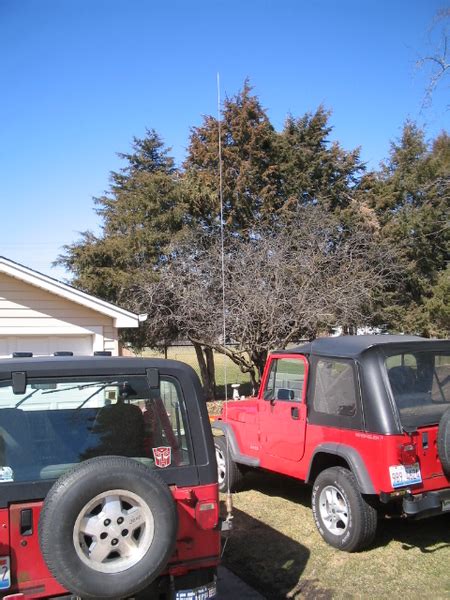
[{"left": 152, "top": 446, "right": 172, "bottom": 468}]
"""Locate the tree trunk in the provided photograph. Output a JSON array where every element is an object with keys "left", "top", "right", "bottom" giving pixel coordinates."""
[
  {"left": 192, "top": 341, "right": 216, "bottom": 400},
  {"left": 249, "top": 368, "right": 259, "bottom": 395},
  {"left": 251, "top": 350, "right": 267, "bottom": 394},
  {"left": 252, "top": 350, "right": 267, "bottom": 378},
  {"left": 204, "top": 347, "right": 217, "bottom": 400}
]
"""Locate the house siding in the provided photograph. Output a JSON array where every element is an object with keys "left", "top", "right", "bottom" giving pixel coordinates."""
[{"left": 0, "top": 273, "right": 120, "bottom": 355}]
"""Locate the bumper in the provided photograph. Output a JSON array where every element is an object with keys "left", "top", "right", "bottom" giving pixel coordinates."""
[
  {"left": 403, "top": 488, "right": 450, "bottom": 518},
  {"left": 3, "top": 569, "right": 218, "bottom": 600},
  {"left": 173, "top": 567, "right": 217, "bottom": 599}
]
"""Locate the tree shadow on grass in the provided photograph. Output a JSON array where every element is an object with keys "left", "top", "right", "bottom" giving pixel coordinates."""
[
  {"left": 221, "top": 504, "right": 334, "bottom": 600},
  {"left": 237, "top": 469, "right": 450, "bottom": 554}
]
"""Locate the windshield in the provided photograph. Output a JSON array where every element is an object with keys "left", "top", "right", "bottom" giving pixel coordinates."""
[
  {"left": 0, "top": 375, "right": 192, "bottom": 484},
  {"left": 383, "top": 349, "right": 450, "bottom": 429}
]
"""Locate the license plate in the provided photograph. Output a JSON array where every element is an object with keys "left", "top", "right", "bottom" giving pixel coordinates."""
[
  {"left": 175, "top": 581, "right": 217, "bottom": 600},
  {"left": 442, "top": 498, "right": 450, "bottom": 512},
  {"left": 0, "top": 556, "right": 10, "bottom": 590},
  {"left": 389, "top": 463, "right": 422, "bottom": 488}
]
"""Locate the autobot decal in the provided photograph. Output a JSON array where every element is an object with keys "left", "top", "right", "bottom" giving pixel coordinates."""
[{"left": 152, "top": 446, "right": 172, "bottom": 468}]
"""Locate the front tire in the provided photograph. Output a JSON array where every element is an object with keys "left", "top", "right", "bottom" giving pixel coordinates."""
[
  {"left": 214, "top": 435, "right": 245, "bottom": 492},
  {"left": 312, "top": 467, "right": 377, "bottom": 552}
]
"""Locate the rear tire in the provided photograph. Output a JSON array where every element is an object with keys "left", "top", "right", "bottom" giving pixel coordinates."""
[
  {"left": 438, "top": 407, "right": 450, "bottom": 477},
  {"left": 214, "top": 435, "right": 245, "bottom": 492},
  {"left": 312, "top": 467, "right": 377, "bottom": 552},
  {"left": 39, "top": 456, "right": 177, "bottom": 599}
]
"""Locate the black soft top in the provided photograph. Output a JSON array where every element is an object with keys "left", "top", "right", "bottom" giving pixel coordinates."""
[
  {"left": 0, "top": 355, "right": 193, "bottom": 380},
  {"left": 280, "top": 335, "right": 449, "bottom": 359},
  {"left": 0, "top": 355, "right": 218, "bottom": 500}
]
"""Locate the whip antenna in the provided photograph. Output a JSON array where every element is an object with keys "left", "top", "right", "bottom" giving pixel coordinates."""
[
  {"left": 217, "top": 72, "right": 234, "bottom": 532},
  {"left": 217, "top": 73, "right": 227, "bottom": 403}
]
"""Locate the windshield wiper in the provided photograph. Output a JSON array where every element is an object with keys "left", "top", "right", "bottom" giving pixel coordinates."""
[
  {"left": 76, "top": 383, "right": 117, "bottom": 409},
  {"left": 15, "top": 389, "right": 38, "bottom": 408},
  {"left": 41, "top": 382, "right": 119, "bottom": 395}
]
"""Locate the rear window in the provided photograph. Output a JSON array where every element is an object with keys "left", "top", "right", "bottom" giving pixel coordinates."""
[
  {"left": 0, "top": 375, "right": 192, "bottom": 484},
  {"left": 384, "top": 350, "right": 450, "bottom": 428}
]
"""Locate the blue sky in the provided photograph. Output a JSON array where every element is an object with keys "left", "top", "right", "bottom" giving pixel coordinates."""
[{"left": 1, "top": 0, "right": 448, "bottom": 280}]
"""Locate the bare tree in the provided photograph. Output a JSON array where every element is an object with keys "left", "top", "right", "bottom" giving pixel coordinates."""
[
  {"left": 130, "top": 207, "right": 399, "bottom": 397},
  {"left": 417, "top": 8, "right": 449, "bottom": 108}
]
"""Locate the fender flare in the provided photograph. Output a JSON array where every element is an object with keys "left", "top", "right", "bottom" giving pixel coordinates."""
[
  {"left": 211, "top": 421, "right": 260, "bottom": 468},
  {"left": 306, "top": 443, "right": 376, "bottom": 495}
]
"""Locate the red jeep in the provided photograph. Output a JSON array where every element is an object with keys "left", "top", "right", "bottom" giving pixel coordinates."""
[
  {"left": 0, "top": 354, "right": 220, "bottom": 599},
  {"left": 213, "top": 335, "right": 450, "bottom": 552}
]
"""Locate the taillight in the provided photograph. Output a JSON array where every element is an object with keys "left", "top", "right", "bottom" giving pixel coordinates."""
[
  {"left": 399, "top": 443, "right": 417, "bottom": 465},
  {"left": 195, "top": 500, "right": 219, "bottom": 530}
]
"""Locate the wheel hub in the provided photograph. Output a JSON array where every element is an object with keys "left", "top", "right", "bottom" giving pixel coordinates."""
[
  {"left": 215, "top": 447, "right": 226, "bottom": 485},
  {"left": 318, "top": 485, "right": 349, "bottom": 536},
  {"left": 73, "top": 489, "right": 155, "bottom": 574}
]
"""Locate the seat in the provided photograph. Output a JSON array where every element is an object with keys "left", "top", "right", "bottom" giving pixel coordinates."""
[
  {"left": 388, "top": 366, "right": 417, "bottom": 395},
  {"left": 142, "top": 396, "right": 182, "bottom": 465},
  {"left": 0, "top": 408, "right": 36, "bottom": 479},
  {"left": 81, "top": 400, "right": 146, "bottom": 460}
]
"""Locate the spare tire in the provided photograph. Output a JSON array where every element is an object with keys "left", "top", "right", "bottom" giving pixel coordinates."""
[
  {"left": 39, "top": 456, "right": 178, "bottom": 599},
  {"left": 438, "top": 407, "right": 450, "bottom": 477}
]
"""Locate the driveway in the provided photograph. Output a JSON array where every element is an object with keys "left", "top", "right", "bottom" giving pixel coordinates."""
[{"left": 218, "top": 566, "right": 264, "bottom": 599}]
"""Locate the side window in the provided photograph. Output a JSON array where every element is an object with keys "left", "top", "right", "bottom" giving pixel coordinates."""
[
  {"left": 160, "top": 378, "right": 188, "bottom": 450},
  {"left": 263, "top": 358, "right": 304, "bottom": 402},
  {"left": 134, "top": 376, "right": 192, "bottom": 467},
  {"left": 313, "top": 359, "right": 357, "bottom": 417},
  {"left": 385, "top": 353, "right": 417, "bottom": 370}
]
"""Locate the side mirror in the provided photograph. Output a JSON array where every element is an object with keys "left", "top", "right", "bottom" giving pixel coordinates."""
[{"left": 277, "top": 388, "right": 295, "bottom": 401}]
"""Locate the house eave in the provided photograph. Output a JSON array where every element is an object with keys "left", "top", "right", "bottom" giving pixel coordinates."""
[{"left": 0, "top": 257, "right": 139, "bottom": 329}]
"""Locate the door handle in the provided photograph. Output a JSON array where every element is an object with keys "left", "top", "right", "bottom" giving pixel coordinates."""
[
  {"left": 291, "top": 406, "right": 299, "bottom": 420},
  {"left": 20, "top": 508, "right": 33, "bottom": 536}
]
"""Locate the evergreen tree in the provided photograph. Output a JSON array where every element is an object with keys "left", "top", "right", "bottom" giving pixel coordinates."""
[
  {"left": 184, "top": 80, "right": 282, "bottom": 232},
  {"left": 57, "top": 131, "right": 186, "bottom": 308},
  {"left": 369, "top": 124, "right": 450, "bottom": 334},
  {"left": 278, "top": 106, "right": 365, "bottom": 213}
]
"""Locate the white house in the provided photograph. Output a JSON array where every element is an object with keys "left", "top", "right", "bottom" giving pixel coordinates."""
[{"left": 0, "top": 257, "right": 141, "bottom": 357}]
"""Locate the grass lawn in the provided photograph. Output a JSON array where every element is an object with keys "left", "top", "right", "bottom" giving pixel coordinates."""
[
  {"left": 142, "top": 346, "right": 252, "bottom": 390},
  {"left": 221, "top": 471, "right": 450, "bottom": 599}
]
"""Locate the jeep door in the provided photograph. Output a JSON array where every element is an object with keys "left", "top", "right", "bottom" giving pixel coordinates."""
[{"left": 258, "top": 354, "right": 308, "bottom": 464}]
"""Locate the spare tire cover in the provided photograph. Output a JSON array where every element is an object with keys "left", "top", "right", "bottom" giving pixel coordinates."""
[
  {"left": 39, "top": 456, "right": 178, "bottom": 599},
  {"left": 437, "top": 407, "right": 450, "bottom": 477}
]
